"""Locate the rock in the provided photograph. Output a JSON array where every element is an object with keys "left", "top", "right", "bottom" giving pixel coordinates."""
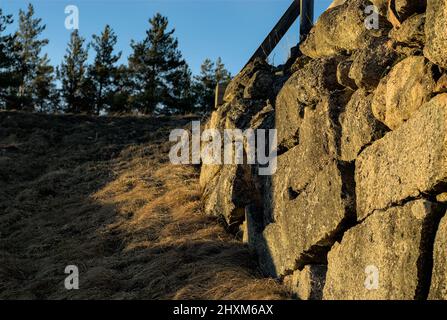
[
  {"left": 339, "top": 89, "right": 387, "bottom": 161},
  {"left": 424, "top": 0, "right": 447, "bottom": 68},
  {"left": 283, "top": 265, "right": 327, "bottom": 300},
  {"left": 429, "top": 214, "right": 447, "bottom": 300},
  {"left": 436, "top": 193, "right": 447, "bottom": 204},
  {"left": 371, "top": 56, "right": 435, "bottom": 130},
  {"left": 223, "top": 98, "right": 268, "bottom": 130},
  {"left": 199, "top": 110, "right": 225, "bottom": 189},
  {"left": 224, "top": 58, "right": 272, "bottom": 102},
  {"left": 328, "top": 0, "right": 346, "bottom": 10},
  {"left": 337, "top": 59, "right": 357, "bottom": 90},
  {"left": 324, "top": 199, "right": 443, "bottom": 300},
  {"left": 370, "top": 0, "right": 388, "bottom": 15},
  {"left": 349, "top": 37, "right": 398, "bottom": 91},
  {"left": 286, "top": 57, "right": 341, "bottom": 106},
  {"left": 243, "top": 70, "right": 274, "bottom": 100},
  {"left": 356, "top": 94, "right": 447, "bottom": 220},
  {"left": 434, "top": 73, "right": 447, "bottom": 94},
  {"left": 243, "top": 204, "right": 264, "bottom": 248},
  {"left": 389, "top": 14, "right": 425, "bottom": 51},
  {"left": 202, "top": 165, "right": 256, "bottom": 231},
  {"left": 301, "top": 0, "right": 389, "bottom": 59},
  {"left": 288, "top": 55, "right": 311, "bottom": 75},
  {"left": 262, "top": 160, "right": 355, "bottom": 277},
  {"left": 272, "top": 95, "right": 347, "bottom": 210},
  {"left": 388, "top": 0, "right": 427, "bottom": 26},
  {"left": 275, "top": 58, "right": 341, "bottom": 149}
]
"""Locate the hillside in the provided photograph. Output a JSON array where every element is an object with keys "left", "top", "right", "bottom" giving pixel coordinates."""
[{"left": 0, "top": 111, "right": 286, "bottom": 299}]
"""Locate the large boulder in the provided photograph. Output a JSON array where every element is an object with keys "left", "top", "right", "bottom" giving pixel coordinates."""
[
  {"left": 349, "top": 37, "right": 398, "bottom": 91},
  {"left": 202, "top": 164, "right": 256, "bottom": 231},
  {"left": 429, "top": 213, "right": 447, "bottom": 300},
  {"left": 356, "top": 94, "right": 447, "bottom": 220},
  {"left": 271, "top": 95, "right": 346, "bottom": 212},
  {"left": 224, "top": 58, "right": 272, "bottom": 102},
  {"left": 243, "top": 70, "right": 274, "bottom": 100},
  {"left": 388, "top": 0, "right": 427, "bottom": 26},
  {"left": 339, "top": 89, "right": 387, "bottom": 161},
  {"left": 324, "top": 200, "right": 443, "bottom": 300},
  {"left": 262, "top": 160, "right": 355, "bottom": 277},
  {"left": 424, "top": 0, "right": 447, "bottom": 68},
  {"left": 372, "top": 56, "right": 435, "bottom": 130},
  {"left": 301, "top": 0, "right": 389, "bottom": 59},
  {"left": 389, "top": 13, "right": 425, "bottom": 53},
  {"left": 283, "top": 265, "right": 327, "bottom": 300},
  {"left": 275, "top": 58, "right": 341, "bottom": 149}
]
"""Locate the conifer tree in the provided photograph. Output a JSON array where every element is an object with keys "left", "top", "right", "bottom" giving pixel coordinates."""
[
  {"left": 193, "top": 57, "right": 231, "bottom": 112},
  {"left": 109, "top": 64, "right": 133, "bottom": 114},
  {"left": 13, "top": 4, "right": 53, "bottom": 111},
  {"left": 34, "top": 53, "right": 59, "bottom": 112},
  {"left": 0, "top": 9, "right": 20, "bottom": 109},
  {"left": 58, "top": 30, "right": 90, "bottom": 113},
  {"left": 215, "top": 57, "right": 231, "bottom": 85},
  {"left": 170, "top": 63, "right": 195, "bottom": 114},
  {"left": 89, "top": 25, "right": 121, "bottom": 114},
  {"left": 128, "top": 13, "right": 186, "bottom": 114}
]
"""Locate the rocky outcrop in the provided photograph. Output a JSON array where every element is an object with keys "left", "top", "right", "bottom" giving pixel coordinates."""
[
  {"left": 429, "top": 214, "right": 447, "bottom": 300},
  {"left": 324, "top": 200, "right": 443, "bottom": 300},
  {"left": 372, "top": 56, "right": 436, "bottom": 130},
  {"left": 423, "top": 0, "right": 447, "bottom": 68},
  {"left": 356, "top": 94, "right": 447, "bottom": 220},
  {"left": 200, "top": 0, "right": 447, "bottom": 300},
  {"left": 300, "top": 0, "right": 389, "bottom": 59},
  {"left": 284, "top": 265, "right": 327, "bottom": 300},
  {"left": 339, "top": 89, "right": 387, "bottom": 161}
]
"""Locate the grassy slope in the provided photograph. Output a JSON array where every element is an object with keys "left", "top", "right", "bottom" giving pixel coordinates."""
[{"left": 0, "top": 111, "right": 287, "bottom": 299}]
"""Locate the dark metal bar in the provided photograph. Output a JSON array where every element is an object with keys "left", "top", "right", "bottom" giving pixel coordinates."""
[
  {"left": 246, "top": 0, "right": 301, "bottom": 65},
  {"left": 300, "top": 0, "right": 314, "bottom": 42}
]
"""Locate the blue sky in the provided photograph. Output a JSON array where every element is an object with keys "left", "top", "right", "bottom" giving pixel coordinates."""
[{"left": 2, "top": 0, "right": 333, "bottom": 75}]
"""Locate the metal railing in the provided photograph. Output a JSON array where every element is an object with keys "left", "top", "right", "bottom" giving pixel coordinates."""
[
  {"left": 246, "top": 0, "right": 314, "bottom": 67},
  {"left": 215, "top": 0, "right": 315, "bottom": 108}
]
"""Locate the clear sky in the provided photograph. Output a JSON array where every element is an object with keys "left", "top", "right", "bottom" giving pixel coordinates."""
[{"left": 2, "top": 0, "right": 333, "bottom": 75}]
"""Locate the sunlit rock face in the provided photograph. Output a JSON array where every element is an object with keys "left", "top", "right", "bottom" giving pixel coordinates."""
[{"left": 200, "top": 0, "right": 447, "bottom": 300}]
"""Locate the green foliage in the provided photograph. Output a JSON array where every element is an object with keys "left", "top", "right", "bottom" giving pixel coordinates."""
[
  {"left": 193, "top": 57, "right": 231, "bottom": 112},
  {"left": 0, "top": 9, "right": 20, "bottom": 109},
  {"left": 0, "top": 8, "right": 233, "bottom": 116},
  {"left": 12, "top": 4, "right": 56, "bottom": 111},
  {"left": 128, "top": 13, "right": 188, "bottom": 114},
  {"left": 89, "top": 25, "right": 121, "bottom": 114},
  {"left": 58, "top": 30, "right": 91, "bottom": 113}
]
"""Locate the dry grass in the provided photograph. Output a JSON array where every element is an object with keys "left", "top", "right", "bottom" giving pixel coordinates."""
[{"left": 0, "top": 111, "right": 287, "bottom": 300}]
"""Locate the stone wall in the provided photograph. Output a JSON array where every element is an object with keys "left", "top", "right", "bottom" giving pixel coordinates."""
[{"left": 200, "top": 0, "right": 447, "bottom": 300}]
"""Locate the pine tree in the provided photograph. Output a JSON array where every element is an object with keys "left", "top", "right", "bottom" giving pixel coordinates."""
[
  {"left": 193, "top": 58, "right": 215, "bottom": 112},
  {"left": 193, "top": 57, "right": 231, "bottom": 112},
  {"left": 0, "top": 9, "right": 20, "bottom": 109},
  {"left": 33, "top": 53, "right": 59, "bottom": 112},
  {"left": 89, "top": 25, "right": 121, "bottom": 114},
  {"left": 109, "top": 64, "right": 133, "bottom": 114},
  {"left": 128, "top": 13, "right": 186, "bottom": 114},
  {"left": 14, "top": 4, "right": 54, "bottom": 110},
  {"left": 215, "top": 57, "right": 231, "bottom": 85},
  {"left": 58, "top": 30, "right": 90, "bottom": 113},
  {"left": 170, "top": 63, "right": 195, "bottom": 114}
]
